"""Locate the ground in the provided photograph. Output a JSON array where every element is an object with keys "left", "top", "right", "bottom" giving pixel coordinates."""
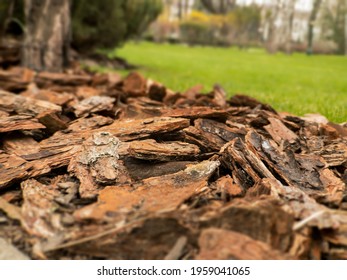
[{"left": 112, "top": 42, "right": 347, "bottom": 123}]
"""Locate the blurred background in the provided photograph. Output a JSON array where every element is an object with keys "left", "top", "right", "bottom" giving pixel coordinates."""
[
  {"left": 0, "top": 0, "right": 346, "bottom": 121},
  {"left": 4, "top": 0, "right": 347, "bottom": 55},
  {"left": 150, "top": 0, "right": 347, "bottom": 55}
]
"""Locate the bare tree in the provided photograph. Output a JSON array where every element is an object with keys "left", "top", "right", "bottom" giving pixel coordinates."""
[
  {"left": 265, "top": 0, "right": 296, "bottom": 54},
  {"left": 22, "top": 0, "right": 70, "bottom": 72},
  {"left": 306, "top": 0, "right": 323, "bottom": 55},
  {"left": 284, "top": 0, "right": 296, "bottom": 54},
  {"left": 267, "top": 0, "right": 283, "bottom": 53},
  {"left": 320, "top": 0, "right": 347, "bottom": 54},
  {"left": 336, "top": 0, "right": 347, "bottom": 55},
  {"left": 200, "top": 0, "right": 236, "bottom": 14},
  {"left": 177, "top": 0, "right": 183, "bottom": 19},
  {"left": 178, "top": 0, "right": 190, "bottom": 19}
]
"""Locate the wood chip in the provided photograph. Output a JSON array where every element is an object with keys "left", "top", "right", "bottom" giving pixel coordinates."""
[
  {"left": 0, "top": 197, "right": 23, "bottom": 222},
  {"left": 122, "top": 72, "right": 147, "bottom": 97},
  {"left": 74, "top": 160, "right": 220, "bottom": 221},
  {"left": 0, "top": 65, "right": 346, "bottom": 260},
  {"left": 0, "top": 115, "right": 45, "bottom": 133},
  {"left": 73, "top": 96, "right": 115, "bottom": 117},
  {"left": 196, "top": 228, "right": 293, "bottom": 260},
  {"left": 0, "top": 90, "right": 61, "bottom": 116},
  {"left": 0, "top": 237, "right": 29, "bottom": 260},
  {"left": 128, "top": 139, "right": 200, "bottom": 161},
  {"left": 68, "top": 132, "right": 123, "bottom": 198}
]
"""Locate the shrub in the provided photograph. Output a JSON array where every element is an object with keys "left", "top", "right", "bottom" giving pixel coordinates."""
[
  {"left": 179, "top": 10, "right": 226, "bottom": 46},
  {"left": 178, "top": 7, "right": 261, "bottom": 48},
  {"left": 0, "top": 0, "right": 24, "bottom": 37},
  {"left": 71, "top": 0, "right": 163, "bottom": 53},
  {"left": 180, "top": 21, "right": 214, "bottom": 46}
]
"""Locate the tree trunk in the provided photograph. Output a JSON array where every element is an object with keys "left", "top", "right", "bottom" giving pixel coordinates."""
[
  {"left": 345, "top": 10, "right": 347, "bottom": 55},
  {"left": 306, "top": 0, "right": 322, "bottom": 55},
  {"left": 265, "top": 0, "right": 282, "bottom": 54},
  {"left": 284, "top": 0, "right": 296, "bottom": 55},
  {"left": 184, "top": 0, "right": 189, "bottom": 18},
  {"left": 265, "top": 0, "right": 296, "bottom": 54},
  {"left": 22, "top": 0, "right": 70, "bottom": 72}
]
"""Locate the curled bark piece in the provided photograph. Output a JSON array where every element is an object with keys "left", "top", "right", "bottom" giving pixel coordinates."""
[{"left": 68, "top": 132, "right": 121, "bottom": 198}]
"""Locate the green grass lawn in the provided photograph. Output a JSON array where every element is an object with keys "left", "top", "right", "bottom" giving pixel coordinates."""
[{"left": 112, "top": 42, "right": 347, "bottom": 123}]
